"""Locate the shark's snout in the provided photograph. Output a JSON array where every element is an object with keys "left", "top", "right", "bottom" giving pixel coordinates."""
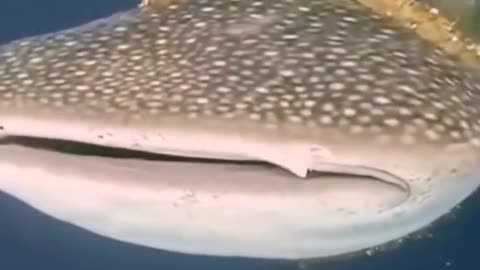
[{"left": 0, "top": 0, "right": 480, "bottom": 261}]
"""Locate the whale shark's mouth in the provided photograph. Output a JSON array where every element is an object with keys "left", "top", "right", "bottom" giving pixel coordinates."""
[
  {"left": 0, "top": 135, "right": 410, "bottom": 212},
  {"left": 1, "top": 134, "right": 479, "bottom": 260}
]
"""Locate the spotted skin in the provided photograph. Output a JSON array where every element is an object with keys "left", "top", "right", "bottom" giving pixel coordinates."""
[{"left": 0, "top": 0, "right": 480, "bottom": 148}]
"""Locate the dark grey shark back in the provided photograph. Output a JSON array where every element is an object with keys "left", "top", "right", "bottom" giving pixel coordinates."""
[{"left": 0, "top": 0, "right": 479, "bottom": 147}]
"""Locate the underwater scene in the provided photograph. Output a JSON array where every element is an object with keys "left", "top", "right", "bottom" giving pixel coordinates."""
[{"left": 1, "top": 0, "right": 480, "bottom": 269}]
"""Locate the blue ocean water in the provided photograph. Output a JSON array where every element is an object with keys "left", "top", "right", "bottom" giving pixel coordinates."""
[{"left": 0, "top": 0, "right": 479, "bottom": 269}]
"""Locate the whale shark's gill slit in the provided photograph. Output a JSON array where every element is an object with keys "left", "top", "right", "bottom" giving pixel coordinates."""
[{"left": 0, "top": 136, "right": 410, "bottom": 196}]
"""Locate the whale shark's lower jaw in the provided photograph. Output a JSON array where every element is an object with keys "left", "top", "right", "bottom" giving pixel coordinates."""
[{"left": 0, "top": 142, "right": 478, "bottom": 260}]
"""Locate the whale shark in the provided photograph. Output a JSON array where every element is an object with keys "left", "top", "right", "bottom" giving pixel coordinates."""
[{"left": 0, "top": 0, "right": 480, "bottom": 260}]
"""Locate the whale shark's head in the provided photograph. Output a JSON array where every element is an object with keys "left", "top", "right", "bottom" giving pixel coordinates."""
[{"left": 0, "top": 0, "right": 480, "bottom": 260}]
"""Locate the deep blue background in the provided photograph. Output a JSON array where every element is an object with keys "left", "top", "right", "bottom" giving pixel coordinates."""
[{"left": 0, "top": 0, "right": 479, "bottom": 269}]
